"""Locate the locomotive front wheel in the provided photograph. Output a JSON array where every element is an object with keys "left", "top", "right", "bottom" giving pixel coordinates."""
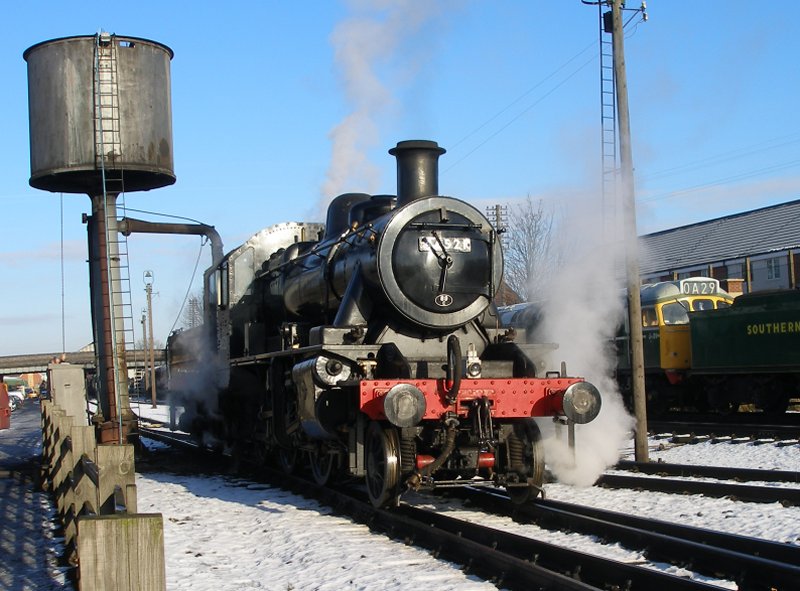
[
  {"left": 276, "top": 446, "right": 298, "bottom": 475},
  {"left": 506, "top": 420, "right": 545, "bottom": 505},
  {"left": 365, "top": 421, "right": 401, "bottom": 508},
  {"left": 309, "top": 446, "right": 337, "bottom": 486}
]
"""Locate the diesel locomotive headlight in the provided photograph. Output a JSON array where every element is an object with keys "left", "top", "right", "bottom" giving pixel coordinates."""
[
  {"left": 383, "top": 383, "right": 427, "bottom": 428},
  {"left": 562, "top": 381, "right": 602, "bottom": 424}
]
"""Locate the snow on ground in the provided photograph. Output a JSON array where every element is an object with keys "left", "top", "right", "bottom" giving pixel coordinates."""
[
  {"left": 137, "top": 473, "right": 498, "bottom": 591},
  {"left": 4, "top": 399, "right": 795, "bottom": 590},
  {"left": 128, "top": 400, "right": 799, "bottom": 591},
  {"left": 637, "top": 436, "right": 799, "bottom": 471}
]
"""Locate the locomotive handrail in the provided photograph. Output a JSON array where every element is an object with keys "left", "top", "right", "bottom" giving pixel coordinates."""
[
  {"left": 409, "top": 221, "right": 483, "bottom": 230},
  {"left": 259, "top": 223, "right": 373, "bottom": 278}
]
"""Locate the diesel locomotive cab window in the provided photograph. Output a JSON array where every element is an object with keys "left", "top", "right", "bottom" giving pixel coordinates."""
[
  {"left": 642, "top": 307, "right": 658, "bottom": 327},
  {"left": 661, "top": 302, "right": 689, "bottom": 325},
  {"left": 692, "top": 298, "right": 715, "bottom": 311}
]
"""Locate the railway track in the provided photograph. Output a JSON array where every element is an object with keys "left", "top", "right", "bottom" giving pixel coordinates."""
[
  {"left": 596, "top": 472, "right": 800, "bottom": 505},
  {"left": 443, "top": 487, "right": 800, "bottom": 590},
  {"left": 137, "top": 426, "right": 797, "bottom": 590},
  {"left": 648, "top": 419, "right": 800, "bottom": 441},
  {"left": 616, "top": 459, "right": 800, "bottom": 483}
]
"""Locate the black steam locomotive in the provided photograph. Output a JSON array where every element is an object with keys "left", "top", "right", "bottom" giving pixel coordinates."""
[{"left": 167, "top": 140, "right": 602, "bottom": 507}]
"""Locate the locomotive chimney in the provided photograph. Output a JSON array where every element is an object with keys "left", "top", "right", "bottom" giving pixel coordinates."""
[{"left": 389, "top": 140, "right": 446, "bottom": 206}]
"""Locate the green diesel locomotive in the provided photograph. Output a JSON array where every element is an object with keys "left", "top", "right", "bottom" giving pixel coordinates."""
[{"left": 616, "top": 278, "right": 799, "bottom": 414}]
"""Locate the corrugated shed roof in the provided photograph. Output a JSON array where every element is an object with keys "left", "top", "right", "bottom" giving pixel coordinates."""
[{"left": 639, "top": 198, "right": 800, "bottom": 275}]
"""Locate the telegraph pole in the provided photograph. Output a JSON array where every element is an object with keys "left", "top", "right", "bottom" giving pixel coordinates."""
[
  {"left": 140, "top": 309, "right": 149, "bottom": 395},
  {"left": 609, "top": 0, "right": 649, "bottom": 462},
  {"left": 144, "top": 271, "right": 157, "bottom": 409}
]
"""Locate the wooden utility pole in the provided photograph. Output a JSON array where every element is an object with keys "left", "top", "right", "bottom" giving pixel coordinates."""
[
  {"left": 610, "top": 0, "right": 649, "bottom": 461},
  {"left": 141, "top": 310, "right": 149, "bottom": 395},
  {"left": 144, "top": 271, "right": 157, "bottom": 409}
]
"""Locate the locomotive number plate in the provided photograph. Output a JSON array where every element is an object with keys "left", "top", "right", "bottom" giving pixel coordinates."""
[{"left": 418, "top": 237, "right": 472, "bottom": 253}]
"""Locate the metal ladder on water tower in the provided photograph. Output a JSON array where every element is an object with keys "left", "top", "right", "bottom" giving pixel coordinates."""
[{"left": 94, "top": 33, "right": 137, "bottom": 397}]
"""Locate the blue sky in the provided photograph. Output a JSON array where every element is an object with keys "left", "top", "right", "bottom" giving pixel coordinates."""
[{"left": 1, "top": 1, "right": 798, "bottom": 356}]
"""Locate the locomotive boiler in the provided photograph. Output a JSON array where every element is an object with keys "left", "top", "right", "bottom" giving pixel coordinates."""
[{"left": 169, "top": 140, "right": 602, "bottom": 507}]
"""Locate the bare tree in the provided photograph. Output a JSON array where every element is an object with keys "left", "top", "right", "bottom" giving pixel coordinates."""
[
  {"left": 134, "top": 337, "right": 164, "bottom": 350},
  {"left": 501, "top": 195, "right": 559, "bottom": 302}
]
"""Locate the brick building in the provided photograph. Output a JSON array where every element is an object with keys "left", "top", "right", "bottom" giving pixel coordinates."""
[{"left": 639, "top": 198, "right": 800, "bottom": 296}]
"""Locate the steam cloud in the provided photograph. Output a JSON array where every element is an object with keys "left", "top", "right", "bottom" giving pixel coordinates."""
[
  {"left": 529, "top": 195, "right": 635, "bottom": 487},
  {"left": 320, "top": 0, "right": 449, "bottom": 215}
]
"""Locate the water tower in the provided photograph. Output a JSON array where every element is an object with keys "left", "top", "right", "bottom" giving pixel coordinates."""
[{"left": 24, "top": 33, "right": 175, "bottom": 443}]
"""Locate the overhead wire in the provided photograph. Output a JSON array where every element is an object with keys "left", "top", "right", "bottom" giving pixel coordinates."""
[
  {"left": 116, "top": 205, "right": 216, "bottom": 343},
  {"left": 166, "top": 236, "right": 208, "bottom": 339},
  {"left": 639, "top": 133, "right": 800, "bottom": 183},
  {"left": 639, "top": 158, "right": 800, "bottom": 203},
  {"left": 441, "top": 7, "right": 646, "bottom": 174},
  {"left": 121, "top": 206, "right": 208, "bottom": 226},
  {"left": 444, "top": 45, "right": 599, "bottom": 174},
  {"left": 448, "top": 39, "right": 598, "bottom": 154}
]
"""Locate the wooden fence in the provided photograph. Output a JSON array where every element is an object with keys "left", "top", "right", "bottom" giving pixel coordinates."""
[{"left": 41, "top": 400, "right": 166, "bottom": 591}]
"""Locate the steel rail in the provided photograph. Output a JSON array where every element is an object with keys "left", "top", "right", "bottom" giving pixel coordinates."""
[
  {"left": 615, "top": 459, "right": 800, "bottom": 483},
  {"left": 597, "top": 473, "right": 800, "bottom": 505},
  {"left": 136, "top": 427, "right": 720, "bottom": 590},
  {"left": 534, "top": 497, "right": 800, "bottom": 567},
  {"left": 451, "top": 488, "right": 800, "bottom": 590},
  {"left": 396, "top": 503, "right": 721, "bottom": 591},
  {"left": 649, "top": 420, "right": 800, "bottom": 440}
]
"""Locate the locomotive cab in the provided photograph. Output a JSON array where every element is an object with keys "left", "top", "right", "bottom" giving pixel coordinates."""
[{"left": 616, "top": 277, "right": 734, "bottom": 413}]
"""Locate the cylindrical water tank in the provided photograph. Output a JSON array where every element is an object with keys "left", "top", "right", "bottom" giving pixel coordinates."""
[{"left": 24, "top": 34, "right": 176, "bottom": 194}]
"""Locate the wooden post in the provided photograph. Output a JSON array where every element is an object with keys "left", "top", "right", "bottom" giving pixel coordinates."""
[
  {"left": 71, "top": 425, "right": 99, "bottom": 515},
  {"left": 42, "top": 399, "right": 165, "bottom": 588},
  {"left": 96, "top": 444, "right": 137, "bottom": 514},
  {"left": 77, "top": 514, "right": 166, "bottom": 591},
  {"left": 53, "top": 412, "right": 74, "bottom": 518},
  {"left": 611, "top": 0, "right": 649, "bottom": 462}
]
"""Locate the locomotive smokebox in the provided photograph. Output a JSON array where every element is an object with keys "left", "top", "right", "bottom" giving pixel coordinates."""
[
  {"left": 389, "top": 140, "right": 445, "bottom": 206},
  {"left": 23, "top": 33, "right": 175, "bottom": 194}
]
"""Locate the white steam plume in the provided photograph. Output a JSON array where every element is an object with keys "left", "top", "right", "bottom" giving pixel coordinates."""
[
  {"left": 319, "top": 1, "right": 448, "bottom": 216},
  {"left": 530, "top": 193, "right": 635, "bottom": 487}
]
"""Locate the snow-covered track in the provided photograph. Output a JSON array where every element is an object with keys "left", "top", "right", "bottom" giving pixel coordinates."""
[
  {"left": 596, "top": 472, "right": 800, "bottom": 504},
  {"left": 616, "top": 459, "right": 800, "bottom": 483},
  {"left": 649, "top": 419, "right": 800, "bottom": 441},
  {"left": 443, "top": 487, "right": 800, "bottom": 590}
]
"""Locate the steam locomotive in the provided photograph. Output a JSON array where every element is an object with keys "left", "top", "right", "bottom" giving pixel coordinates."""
[{"left": 167, "top": 140, "right": 602, "bottom": 507}]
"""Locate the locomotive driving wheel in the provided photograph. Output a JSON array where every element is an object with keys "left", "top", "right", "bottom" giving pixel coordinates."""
[
  {"left": 276, "top": 445, "right": 298, "bottom": 474},
  {"left": 506, "top": 420, "right": 545, "bottom": 505},
  {"left": 309, "top": 445, "right": 337, "bottom": 486},
  {"left": 365, "top": 421, "right": 401, "bottom": 508}
]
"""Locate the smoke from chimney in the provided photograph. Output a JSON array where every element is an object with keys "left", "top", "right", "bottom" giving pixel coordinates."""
[{"left": 319, "top": 1, "right": 450, "bottom": 216}]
